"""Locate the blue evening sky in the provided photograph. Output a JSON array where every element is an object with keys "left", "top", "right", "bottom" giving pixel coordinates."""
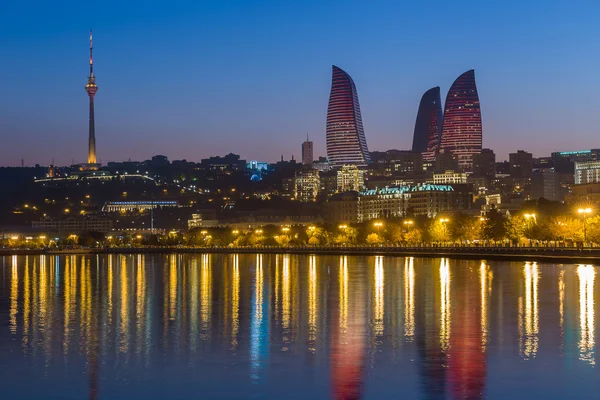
[{"left": 0, "top": 0, "right": 599, "bottom": 166}]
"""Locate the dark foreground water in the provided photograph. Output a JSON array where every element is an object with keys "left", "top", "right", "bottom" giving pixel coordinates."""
[{"left": 0, "top": 254, "right": 598, "bottom": 399}]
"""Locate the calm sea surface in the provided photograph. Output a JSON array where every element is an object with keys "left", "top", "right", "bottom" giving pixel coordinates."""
[{"left": 0, "top": 254, "right": 598, "bottom": 399}]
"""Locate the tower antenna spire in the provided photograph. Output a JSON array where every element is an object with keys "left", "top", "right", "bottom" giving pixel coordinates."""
[{"left": 89, "top": 29, "right": 94, "bottom": 77}]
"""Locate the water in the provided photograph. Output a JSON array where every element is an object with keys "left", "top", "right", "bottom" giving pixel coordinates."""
[{"left": 0, "top": 254, "right": 598, "bottom": 399}]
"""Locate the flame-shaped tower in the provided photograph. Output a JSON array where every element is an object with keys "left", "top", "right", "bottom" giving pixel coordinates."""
[{"left": 85, "top": 30, "right": 98, "bottom": 165}]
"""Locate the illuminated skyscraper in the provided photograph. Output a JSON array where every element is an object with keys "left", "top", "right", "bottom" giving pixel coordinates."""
[
  {"left": 440, "top": 70, "right": 482, "bottom": 171},
  {"left": 326, "top": 66, "right": 371, "bottom": 167},
  {"left": 85, "top": 30, "right": 99, "bottom": 169},
  {"left": 412, "top": 86, "right": 442, "bottom": 162}
]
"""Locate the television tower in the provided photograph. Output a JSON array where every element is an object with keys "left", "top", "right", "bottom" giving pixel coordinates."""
[{"left": 85, "top": 30, "right": 98, "bottom": 165}]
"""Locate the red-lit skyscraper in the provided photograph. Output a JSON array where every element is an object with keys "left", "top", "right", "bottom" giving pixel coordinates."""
[
  {"left": 412, "top": 86, "right": 443, "bottom": 162},
  {"left": 440, "top": 70, "right": 482, "bottom": 171},
  {"left": 326, "top": 66, "right": 371, "bottom": 167}
]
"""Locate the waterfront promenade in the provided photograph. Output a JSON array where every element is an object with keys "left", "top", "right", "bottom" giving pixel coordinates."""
[{"left": 2, "top": 245, "right": 600, "bottom": 263}]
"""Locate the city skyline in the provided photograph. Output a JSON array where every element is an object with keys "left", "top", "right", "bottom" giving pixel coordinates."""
[{"left": 1, "top": 1, "right": 599, "bottom": 166}]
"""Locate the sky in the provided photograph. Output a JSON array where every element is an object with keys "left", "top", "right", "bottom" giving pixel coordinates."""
[{"left": 0, "top": 0, "right": 599, "bottom": 166}]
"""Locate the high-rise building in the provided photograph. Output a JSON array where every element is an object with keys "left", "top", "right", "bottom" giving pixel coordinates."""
[
  {"left": 574, "top": 161, "right": 600, "bottom": 184},
  {"left": 509, "top": 150, "right": 533, "bottom": 179},
  {"left": 302, "top": 136, "right": 313, "bottom": 165},
  {"left": 440, "top": 70, "right": 482, "bottom": 171},
  {"left": 412, "top": 87, "right": 443, "bottom": 162},
  {"left": 337, "top": 165, "right": 365, "bottom": 192},
  {"left": 326, "top": 66, "right": 371, "bottom": 167},
  {"left": 84, "top": 30, "right": 99, "bottom": 170},
  {"left": 472, "top": 148, "right": 496, "bottom": 182},
  {"left": 294, "top": 166, "right": 320, "bottom": 202}
]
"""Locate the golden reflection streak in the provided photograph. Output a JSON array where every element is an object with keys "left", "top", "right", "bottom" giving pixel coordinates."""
[
  {"left": 80, "top": 258, "right": 92, "bottom": 348},
  {"left": 308, "top": 255, "right": 317, "bottom": 350},
  {"left": 22, "top": 257, "right": 30, "bottom": 350},
  {"left": 404, "top": 257, "right": 415, "bottom": 339},
  {"left": 439, "top": 258, "right": 451, "bottom": 350},
  {"left": 559, "top": 269, "right": 565, "bottom": 332},
  {"left": 39, "top": 256, "right": 47, "bottom": 336},
  {"left": 119, "top": 256, "right": 129, "bottom": 353},
  {"left": 282, "top": 254, "right": 291, "bottom": 347},
  {"left": 480, "top": 261, "right": 492, "bottom": 347},
  {"left": 169, "top": 254, "right": 177, "bottom": 321},
  {"left": 339, "top": 256, "right": 348, "bottom": 335},
  {"left": 577, "top": 265, "right": 595, "bottom": 365},
  {"left": 250, "top": 254, "right": 264, "bottom": 380},
  {"left": 231, "top": 254, "right": 240, "bottom": 350},
  {"left": 63, "top": 257, "right": 71, "bottom": 353},
  {"left": 374, "top": 256, "right": 384, "bottom": 337},
  {"left": 200, "top": 254, "right": 212, "bottom": 339},
  {"left": 10, "top": 257, "right": 18, "bottom": 334},
  {"left": 520, "top": 262, "right": 539, "bottom": 359},
  {"left": 189, "top": 257, "right": 199, "bottom": 350},
  {"left": 108, "top": 255, "right": 113, "bottom": 328},
  {"left": 136, "top": 255, "right": 146, "bottom": 354}
]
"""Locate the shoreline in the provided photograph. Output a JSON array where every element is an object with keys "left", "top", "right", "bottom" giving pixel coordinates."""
[{"left": 2, "top": 246, "right": 600, "bottom": 264}]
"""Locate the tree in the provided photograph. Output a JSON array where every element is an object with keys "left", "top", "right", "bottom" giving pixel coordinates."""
[
  {"left": 275, "top": 235, "right": 291, "bottom": 246},
  {"left": 308, "top": 236, "right": 320, "bottom": 246},
  {"left": 404, "top": 229, "right": 422, "bottom": 245},
  {"left": 482, "top": 210, "right": 508, "bottom": 242},
  {"left": 429, "top": 220, "right": 451, "bottom": 242},
  {"left": 366, "top": 233, "right": 383, "bottom": 245}
]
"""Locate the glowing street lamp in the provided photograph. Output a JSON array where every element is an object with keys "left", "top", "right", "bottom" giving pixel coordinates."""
[
  {"left": 232, "top": 230, "right": 240, "bottom": 235},
  {"left": 255, "top": 229, "right": 263, "bottom": 234},
  {"left": 282, "top": 227, "right": 290, "bottom": 233},
  {"left": 338, "top": 224, "right": 348, "bottom": 230},
  {"left": 373, "top": 221, "right": 383, "bottom": 233},
  {"left": 439, "top": 218, "right": 450, "bottom": 242}
]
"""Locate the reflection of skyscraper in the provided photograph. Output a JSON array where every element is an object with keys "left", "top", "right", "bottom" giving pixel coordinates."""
[
  {"left": 326, "top": 66, "right": 371, "bottom": 167},
  {"left": 412, "top": 87, "right": 443, "bottom": 162},
  {"left": 448, "top": 262, "right": 486, "bottom": 400},
  {"left": 440, "top": 70, "right": 482, "bottom": 171},
  {"left": 331, "top": 256, "right": 366, "bottom": 400}
]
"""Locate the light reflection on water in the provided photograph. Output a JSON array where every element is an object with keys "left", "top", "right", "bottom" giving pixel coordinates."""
[{"left": 1, "top": 254, "right": 599, "bottom": 399}]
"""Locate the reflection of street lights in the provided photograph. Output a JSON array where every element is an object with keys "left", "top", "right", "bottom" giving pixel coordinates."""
[{"left": 578, "top": 208, "right": 592, "bottom": 243}]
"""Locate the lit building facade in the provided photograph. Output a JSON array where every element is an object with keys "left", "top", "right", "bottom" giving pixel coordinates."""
[
  {"left": 295, "top": 167, "right": 320, "bottom": 202},
  {"left": 412, "top": 86, "right": 443, "bottom": 162},
  {"left": 575, "top": 161, "right": 600, "bottom": 184},
  {"left": 326, "top": 66, "right": 371, "bottom": 166},
  {"left": 432, "top": 170, "right": 468, "bottom": 184},
  {"left": 358, "top": 187, "right": 410, "bottom": 222},
  {"left": 32, "top": 218, "right": 113, "bottom": 236},
  {"left": 440, "top": 70, "right": 482, "bottom": 171},
  {"left": 102, "top": 201, "right": 179, "bottom": 213},
  {"left": 337, "top": 165, "right": 365, "bottom": 192}
]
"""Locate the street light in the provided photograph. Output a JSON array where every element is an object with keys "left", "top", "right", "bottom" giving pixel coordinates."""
[
  {"left": 578, "top": 208, "right": 593, "bottom": 243},
  {"left": 282, "top": 227, "right": 290, "bottom": 233},
  {"left": 255, "top": 229, "right": 263, "bottom": 234},
  {"left": 373, "top": 221, "right": 383, "bottom": 234},
  {"left": 338, "top": 224, "right": 348, "bottom": 230},
  {"left": 232, "top": 230, "right": 239, "bottom": 235}
]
